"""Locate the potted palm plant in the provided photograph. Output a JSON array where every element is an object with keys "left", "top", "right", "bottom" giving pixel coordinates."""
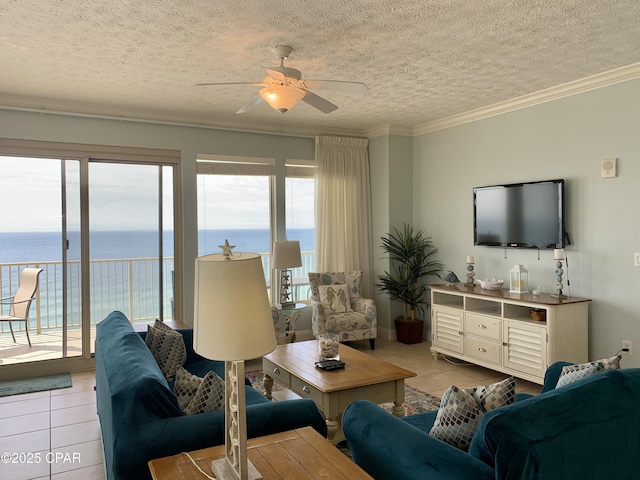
[{"left": 377, "top": 224, "right": 444, "bottom": 344}]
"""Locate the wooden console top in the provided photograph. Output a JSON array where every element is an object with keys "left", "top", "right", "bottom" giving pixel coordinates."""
[{"left": 430, "top": 284, "right": 591, "bottom": 306}]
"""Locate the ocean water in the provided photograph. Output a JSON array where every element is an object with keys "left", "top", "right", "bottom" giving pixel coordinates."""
[
  {"left": 0, "top": 228, "right": 314, "bottom": 327},
  {"left": 0, "top": 228, "right": 315, "bottom": 263}
]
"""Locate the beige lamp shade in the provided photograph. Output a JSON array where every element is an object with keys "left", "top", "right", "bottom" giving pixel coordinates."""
[
  {"left": 193, "top": 253, "right": 276, "bottom": 361},
  {"left": 272, "top": 241, "right": 302, "bottom": 269}
]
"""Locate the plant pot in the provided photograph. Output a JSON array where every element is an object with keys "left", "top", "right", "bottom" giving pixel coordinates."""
[{"left": 394, "top": 317, "right": 424, "bottom": 345}]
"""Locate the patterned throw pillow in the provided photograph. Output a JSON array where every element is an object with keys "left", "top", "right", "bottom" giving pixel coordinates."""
[
  {"left": 429, "top": 386, "right": 483, "bottom": 451},
  {"left": 555, "top": 353, "right": 622, "bottom": 388},
  {"left": 429, "top": 377, "right": 516, "bottom": 451},
  {"left": 317, "top": 284, "right": 352, "bottom": 313},
  {"left": 174, "top": 366, "right": 202, "bottom": 411},
  {"left": 183, "top": 370, "right": 226, "bottom": 415},
  {"left": 467, "top": 376, "right": 516, "bottom": 413},
  {"left": 144, "top": 320, "right": 187, "bottom": 382}
]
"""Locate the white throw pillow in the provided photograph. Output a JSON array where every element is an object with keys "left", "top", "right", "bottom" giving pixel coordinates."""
[{"left": 317, "top": 284, "right": 352, "bottom": 313}]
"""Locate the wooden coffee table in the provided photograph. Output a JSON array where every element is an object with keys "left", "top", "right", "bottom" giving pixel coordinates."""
[
  {"left": 148, "top": 427, "right": 373, "bottom": 480},
  {"left": 263, "top": 340, "right": 416, "bottom": 444}
]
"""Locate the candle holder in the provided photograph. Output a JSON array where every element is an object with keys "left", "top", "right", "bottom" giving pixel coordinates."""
[
  {"left": 466, "top": 256, "right": 475, "bottom": 286},
  {"left": 552, "top": 249, "right": 567, "bottom": 299},
  {"left": 509, "top": 264, "right": 528, "bottom": 294}
]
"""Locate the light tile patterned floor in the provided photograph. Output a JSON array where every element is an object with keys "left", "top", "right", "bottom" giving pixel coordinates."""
[
  {"left": 0, "top": 338, "right": 542, "bottom": 479},
  {"left": 0, "top": 370, "right": 103, "bottom": 480}
]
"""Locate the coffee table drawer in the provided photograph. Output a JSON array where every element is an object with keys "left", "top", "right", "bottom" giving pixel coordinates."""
[
  {"left": 263, "top": 358, "right": 291, "bottom": 388},
  {"left": 291, "top": 376, "right": 323, "bottom": 405}
]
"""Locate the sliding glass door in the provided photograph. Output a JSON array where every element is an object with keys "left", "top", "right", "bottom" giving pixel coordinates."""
[
  {"left": 88, "top": 162, "right": 174, "bottom": 353},
  {"left": 0, "top": 153, "right": 176, "bottom": 364},
  {"left": 0, "top": 155, "right": 82, "bottom": 364}
]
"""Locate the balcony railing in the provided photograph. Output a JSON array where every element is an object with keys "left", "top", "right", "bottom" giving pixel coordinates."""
[{"left": 0, "top": 251, "right": 314, "bottom": 336}]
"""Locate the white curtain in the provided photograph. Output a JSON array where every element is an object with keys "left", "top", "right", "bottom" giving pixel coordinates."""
[{"left": 315, "top": 136, "right": 373, "bottom": 297}]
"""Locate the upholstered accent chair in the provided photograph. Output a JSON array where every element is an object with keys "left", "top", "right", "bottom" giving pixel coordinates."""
[{"left": 308, "top": 271, "right": 377, "bottom": 349}]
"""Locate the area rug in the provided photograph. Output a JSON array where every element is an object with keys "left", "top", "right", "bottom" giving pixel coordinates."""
[
  {"left": 246, "top": 370, "right": 441, "bottom": 416},
  {"left": 0, "top": 373, "right": 72, "bottom": 397},
  {"left": 247, "top": 370, "right": 440, "bottom": 459}
]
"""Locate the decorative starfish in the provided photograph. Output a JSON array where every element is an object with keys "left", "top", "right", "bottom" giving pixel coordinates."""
[{"left": 218, "top": 239, "right": 236, "bottom": 258}]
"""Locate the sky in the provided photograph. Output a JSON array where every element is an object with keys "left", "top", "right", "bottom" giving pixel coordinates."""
[{"left": 0, "top": 155, "right": 314, "bottom": 232}]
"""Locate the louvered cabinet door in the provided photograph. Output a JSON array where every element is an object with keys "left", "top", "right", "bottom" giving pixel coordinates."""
[
  {"left": 502, "top": 320, "right": 547, "bottom": 378},
  {"left": 432, "top": 305, "right": 463, "bottom": 354}
]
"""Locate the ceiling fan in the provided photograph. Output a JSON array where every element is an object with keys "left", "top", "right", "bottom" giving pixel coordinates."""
[{"left": 195, "top": 45, "right": 368, "bottom": 114}]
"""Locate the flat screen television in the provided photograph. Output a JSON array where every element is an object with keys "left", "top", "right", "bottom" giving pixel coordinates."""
[{"left": 473, "top": 179, "right": 565, "bottom": 249}]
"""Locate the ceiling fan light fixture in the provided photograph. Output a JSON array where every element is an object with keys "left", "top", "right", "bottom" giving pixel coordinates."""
[{"left": 259, "top": 85, "right": 305, "bottom": 114}]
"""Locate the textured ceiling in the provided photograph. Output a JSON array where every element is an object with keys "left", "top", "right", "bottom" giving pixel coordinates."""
[{"left": 1, "top": 0, "right": 640, "bottom": 137}]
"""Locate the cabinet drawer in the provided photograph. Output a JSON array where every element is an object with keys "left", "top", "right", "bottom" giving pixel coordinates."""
[
  {"left": 291, "top": 376, "right": 323, "bottom": 405},
  {"left": 465, "top": 313, "right": 501, "bottom": 341},
  {"left": 262, "top": 359, "right": 291, "bottom": 388},
  {"left": 464, "top": 336, "right": 501, "bottom": 365}
]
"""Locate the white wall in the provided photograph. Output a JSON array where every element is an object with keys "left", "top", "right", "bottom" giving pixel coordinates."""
[{"left": 413, "top": 78, "right": 640, "bottom": 366}]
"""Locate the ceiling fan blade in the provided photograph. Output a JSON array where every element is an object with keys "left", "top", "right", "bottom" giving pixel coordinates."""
[
  {"left": 195, "top": 82, "right": 264, "bottom": 87},
  {"left": 265, "top": 68, "right": 287, "bottom": 82},
  {"left": 236, "top": 96, "right": 264, "bottom": 114},
  {"left": 301, "top": 90, "right": 338, "bottom": 114},
  {"left": 303, "top": 80, "right": 368, "bottom": 95}
]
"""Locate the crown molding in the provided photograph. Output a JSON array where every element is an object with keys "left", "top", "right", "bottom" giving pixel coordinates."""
[
  {"left": 413, "top": 62, "right": 640, "bottom": 136},
  {"left": 0, "top": 94, "right": 367, "bottom": 139},
  {"left": 366, "top": 124, "right": 414, "bottom": 139},
  {"left": 3, "top": 62, "right": 639, "bottom": 140}
]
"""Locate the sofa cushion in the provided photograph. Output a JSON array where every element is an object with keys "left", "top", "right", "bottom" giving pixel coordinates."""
[
  {"left": 144, "top": 320, "right": 187, "bottom": 382},
  {"left": 555, "top": 353, "right": 622, "bottom": 388},
  {"left": 430, "top": 377, "right": 515, "bottom": 451},
  {"left": 317, "top": 284, "right": 353, "bottom": 312}
]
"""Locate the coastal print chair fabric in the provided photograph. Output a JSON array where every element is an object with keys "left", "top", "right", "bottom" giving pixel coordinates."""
[{"left": 308, "top": 271, "right": 377, "bottom": 349}]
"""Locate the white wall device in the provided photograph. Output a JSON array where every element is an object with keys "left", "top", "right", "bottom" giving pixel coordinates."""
[{"left": 601, "top": 158, "right": 617, "bottom": 178}]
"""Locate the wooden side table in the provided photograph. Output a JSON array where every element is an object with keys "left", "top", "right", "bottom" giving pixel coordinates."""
[{"left": 148, "top": 427, "right": 373, "bottom": 480}]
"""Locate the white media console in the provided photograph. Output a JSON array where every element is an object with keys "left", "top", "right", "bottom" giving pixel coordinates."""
[{"left": 430, "top": 284, "right": 591, "bottom": 384}]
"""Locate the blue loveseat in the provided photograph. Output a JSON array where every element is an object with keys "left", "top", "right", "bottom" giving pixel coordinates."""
[
  {"left": 343, "top": 362, "right": 640, "bottom": 480},
  {"left": 95, "top": 311, "right": 327, "bottom": 480}
]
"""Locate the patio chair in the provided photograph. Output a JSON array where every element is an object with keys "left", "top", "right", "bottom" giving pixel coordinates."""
[{"left": 0, "top": 267, "right": 43, "bottom": 347}]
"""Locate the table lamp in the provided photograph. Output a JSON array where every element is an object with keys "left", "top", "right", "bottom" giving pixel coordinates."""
[
  {"left": 272, "top": 240, "right": 302, "bottom": 308},
  {"left": 194, "top": 251, "right": 277, "bottom": 480}
]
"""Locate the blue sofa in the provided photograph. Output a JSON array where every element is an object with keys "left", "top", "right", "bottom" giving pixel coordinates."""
[
  {"left": 343, "top": 363, "right": 640, "bottom": 480},
  {"left": 95, "top": 311, "right": 327, "bottom": 480}
]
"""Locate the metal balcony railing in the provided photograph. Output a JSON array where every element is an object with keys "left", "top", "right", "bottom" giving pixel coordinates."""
[{"left": 0, "top": 251, "right": 314, "bottom": 336}]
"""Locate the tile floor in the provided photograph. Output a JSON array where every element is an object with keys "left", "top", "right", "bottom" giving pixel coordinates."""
[
  {"left": 0, "top": 370, "right": 103, "bottom": 480},
  {"left": 0, "top": 338, "right": 542, "bottom": 480}
]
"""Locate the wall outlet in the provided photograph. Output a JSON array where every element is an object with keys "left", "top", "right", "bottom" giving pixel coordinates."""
[{"left": 622, "top": 340, "right": 632, "bottom": 355}]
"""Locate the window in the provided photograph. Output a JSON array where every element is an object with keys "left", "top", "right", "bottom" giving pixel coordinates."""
[
  {"left": 0, "top": 141, "right": 180, "bottom": 368},
  {"left": 197, "top": 156, "right": 315, "bottom": 302},
  {"left": 285, "top": 163, "right": 315, "bottom": 301}
]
